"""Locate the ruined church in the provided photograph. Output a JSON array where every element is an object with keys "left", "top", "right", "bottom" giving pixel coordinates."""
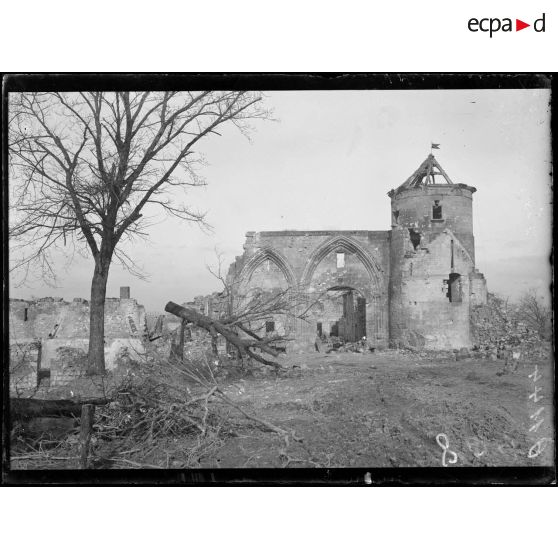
[
  {"left": 227, "top": 154, "right": 488, "bottom": 350},
  {"left": 9, "top": 153, "right": 490, "bottom": 393}
]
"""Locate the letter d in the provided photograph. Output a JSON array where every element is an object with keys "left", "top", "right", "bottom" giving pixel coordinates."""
[{"left": 534, "top": 13, "right": 545, "bottom": 32}]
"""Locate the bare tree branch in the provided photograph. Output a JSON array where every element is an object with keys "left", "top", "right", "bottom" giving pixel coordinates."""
[{"left": 517, "top": 289, "right": 552, "bottom": 340}]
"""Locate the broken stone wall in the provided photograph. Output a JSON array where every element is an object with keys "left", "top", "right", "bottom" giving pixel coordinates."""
[
  {"left": 388, "top": 178, "right": 485, "bottom": 350},
  {"left": 389, "top": 184, "right": 476, "bottom": 262},
  {"left": 9, "top": 291, "right": 147, "bottom": 349},
  {"left": 389, "top": 229, "right": 474, "bottom": 349},
  {"left": 469, "top": 270, "right": 488, "bottom": 305},
  {"left": 304, "top": 243, "right": 384, "bottom": 346},
  {"left": 9, "top": 289, "right": 148, "bottom": 393},
  {"left": 184, "top": 295, "right": 231, "bottom": 359},
  {"left": 148, "top": 305, "right": 231, "bottom": 363},
  {"left": 235, "top": 257, "right": 291, "bottom": 338},
  {"left": 228, "top": 230, "right": 390, "bottom": 350},
  {"left": 182, "top": 326, "right": 228, "bottom": 360},
  {"left": 9, "top": 297, "right": 72, "bottom": 343},
  {"left": 189, "top": 293, "right": 224, "bottom": 318},
  {"left": 104, "top": 297, "right": 147, "bottom": 338}
]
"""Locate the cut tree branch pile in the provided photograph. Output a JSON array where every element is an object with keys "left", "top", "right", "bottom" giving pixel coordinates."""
[{"left": 10, "top": 353, "right": 305, "bottom": 469}]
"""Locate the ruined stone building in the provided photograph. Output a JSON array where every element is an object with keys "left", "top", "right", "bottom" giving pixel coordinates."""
[
  {"left": 9, "top": 287, "right": 147, "bottom": 391},
  {"left": 8, "top": 153, "right": 489, "bottom": 393},
  {"left": 227, "top": 154, "right": 488, "bottom": 350},
  {"left": 9, "top": 283, "right": 223, "bottom": 392}
]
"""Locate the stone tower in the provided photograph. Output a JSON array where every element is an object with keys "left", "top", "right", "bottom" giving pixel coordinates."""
[{"left": 387, "top": 154, "right": 487, "bottom": 349}]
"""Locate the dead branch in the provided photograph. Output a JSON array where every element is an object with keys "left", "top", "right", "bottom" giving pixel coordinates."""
[{"left": 165, "top": 300, "right": 284, "bottom": 368}]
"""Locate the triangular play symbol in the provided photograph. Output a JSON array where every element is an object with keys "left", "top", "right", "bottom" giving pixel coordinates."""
[{"left": 516, "top": 19, "right": 530, "bottom": 31}]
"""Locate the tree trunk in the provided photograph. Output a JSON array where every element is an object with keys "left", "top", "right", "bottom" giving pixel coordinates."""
[
  {"left": 87, "top": 264, "right": 109, "bottom": 375},
  {"left": 170, "top": 318, "right": 186, "bottom": 361},
  {"left": 78, "top": 404, "right": 95, "bottom": 469}
]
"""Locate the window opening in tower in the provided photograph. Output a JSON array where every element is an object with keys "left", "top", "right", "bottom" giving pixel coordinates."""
[{"left": 432, "top": 200, "right": 443, "bottom": 220}]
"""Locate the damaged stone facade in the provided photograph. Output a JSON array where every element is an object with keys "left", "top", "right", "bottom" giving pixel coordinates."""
[
  {"left": 9, "top": 288, "right": 147, "bottom": 391},
  {"left": 228, "top": 230, "right": 390, "bottom": 349},
  {"left": 228, "top": 154, "right": 488, "bottom": 351}
]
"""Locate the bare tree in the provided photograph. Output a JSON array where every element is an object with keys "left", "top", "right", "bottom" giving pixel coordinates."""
[
  {"left": 517, "top": 288, "right": 552, "bottom": 340},
  {"left": 9, "top": 91, "right": 269, "bottom": 375}
]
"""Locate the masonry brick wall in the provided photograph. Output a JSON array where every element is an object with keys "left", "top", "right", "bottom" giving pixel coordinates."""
[
  {"left": 389, "top": 184, "right": 476, "bottom": 262},
  {"left": 229, "top": 160, "right": 487, "bottom": 351},
  {"left": 469, "top": 271, "right": 488, "bottom": 305},
  {"left": 229, "top": 230, "right": 390, "bottom": 348},
  {"left": 9, "top": 295, "right": 147, "bottom": 347},
  {"left": 242, "top": 260, "right": 292, "bottom": 336},
  {"left": 388, "top": 234, "right": 473, "bottom": 349},
  {"left": 9, "top": 298, "right": 69, "bottom": 343},
  {"left": 9, "top": 291, "right": 148, "bottom": 390}
]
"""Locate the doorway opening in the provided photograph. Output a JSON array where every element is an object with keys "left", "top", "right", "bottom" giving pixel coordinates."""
[
  {"left": 315, "top": 286, "right": 367, "bottom": 343},
  {"left": 447, "top": 273, "right": 462, "bottom": 303}
]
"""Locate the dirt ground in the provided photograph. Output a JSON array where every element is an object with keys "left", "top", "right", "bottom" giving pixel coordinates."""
[
  {"left": 9, "top": 350, "right": 554, "bottom": 471},
  {"left": 197, "top": 351, "right": 554, "bottom": 468}
]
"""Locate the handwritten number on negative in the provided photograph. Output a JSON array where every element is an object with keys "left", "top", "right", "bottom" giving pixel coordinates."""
[
  {"left": 528, "top": 438, "right": 550, "bottom": 459},
  {"left": 436, "top": 433, "right": 458, "bottom": 467},
  {"left": 528, "top": 365, "right": 540, "bottom": 382}
]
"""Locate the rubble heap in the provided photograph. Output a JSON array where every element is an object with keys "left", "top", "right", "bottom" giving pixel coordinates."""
[{"left": 470, "top": 294, "right": 549, "bottom": 359}]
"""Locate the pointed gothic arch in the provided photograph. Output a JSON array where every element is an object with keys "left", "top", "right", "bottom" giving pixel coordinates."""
[
  {"left": 238, "top": 246, "right": 297, "bottom": 288},
  {"left": 300, "top": 235, "right": 383, "bottom": 289}
]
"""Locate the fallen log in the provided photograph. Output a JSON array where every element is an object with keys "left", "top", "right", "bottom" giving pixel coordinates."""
[
  {"left": 164, "top": 301, "right": 283, "bottom": 367},
  {"left": 10, "top": 398, "right": 109, "bottom": 420}
]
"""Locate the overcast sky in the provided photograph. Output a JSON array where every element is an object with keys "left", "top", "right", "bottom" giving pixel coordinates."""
[{"left": 10, "top": 89, "right": 552, "bottom": 312}]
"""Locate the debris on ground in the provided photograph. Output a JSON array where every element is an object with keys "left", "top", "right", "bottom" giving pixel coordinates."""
[
  {"left": 10, "top": 349, "right": 553, "bottom": 469},
  {"left": 470, "top": 293, "right": 550, "bottom": 361}
]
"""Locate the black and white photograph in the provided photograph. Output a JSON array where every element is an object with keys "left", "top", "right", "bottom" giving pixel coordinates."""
[{"left": 3, "top": 75, "right": 554, "bottom": 482}]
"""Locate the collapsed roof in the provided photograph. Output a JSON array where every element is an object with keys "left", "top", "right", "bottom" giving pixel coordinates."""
[{"left": 398, "top": 154, "right": 453, "bottom": 190}]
